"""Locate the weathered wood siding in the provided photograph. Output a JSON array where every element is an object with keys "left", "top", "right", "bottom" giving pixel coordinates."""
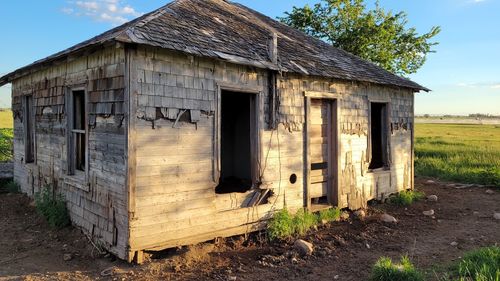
[
  {"left": 128, "top": 46, "right": 305, "bottom": 253},
  {"left": 128, "top": 46, "right": 414, "bottom": 254},
  {"left": 279, "top": 74, "right": 414, "bottom": 209},
  {"left": 10, "top": 46, "right": 129, "bottom": 259}
]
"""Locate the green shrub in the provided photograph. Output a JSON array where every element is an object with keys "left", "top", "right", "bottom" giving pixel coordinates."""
[
  {"left": 389, "top": 190, "right": 425, "bottom": 206},
  {"left": 452, "top": 246, "right": 500, "bottom": 281},
  {"left": 267, "top": 208, "right": 295, "bottom": 241},
  {"left": 293, "top": 208, "right": 317, "bottom": 236},
  {"left": 317, "top": 207, "right": 341, "bottom": 223},
  {"left": 268, "top": 207, "right": 342, "bottom": 240},
  {"left": 35, "top": 187, "right": 71, "bottom": 228},
  {"left": 0, "top": 128, "right": 13, "bottom": 162},
  {"left": 370, "top": 256, "right": 424, "bottom": 281},
  {"left": 0, "top": 180, "right": 19, "bottom": 193}
]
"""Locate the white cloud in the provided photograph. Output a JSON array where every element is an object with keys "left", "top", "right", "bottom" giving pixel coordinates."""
[{"left": 63, "top": 0, "right": 143, "bottom": 25}]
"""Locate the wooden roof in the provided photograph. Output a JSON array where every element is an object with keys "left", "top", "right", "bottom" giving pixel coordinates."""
[{"left": 0, "top": 0, "right": 428, "bottom": 91}]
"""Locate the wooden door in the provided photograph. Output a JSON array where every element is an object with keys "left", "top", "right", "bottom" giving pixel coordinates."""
[{"left": 309, "top": 99, "right": 333, "bottom": 201}]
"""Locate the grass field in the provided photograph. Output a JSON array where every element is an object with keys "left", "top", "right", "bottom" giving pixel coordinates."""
[
  {"left": 0, "top": 110, "right": 13, "bottom": 162},
  {"left": 0, "top": 109, "right": 13, "bottom": 129},
  {"left": 415, "top": 123, "right": 500, "bottom": 186}
]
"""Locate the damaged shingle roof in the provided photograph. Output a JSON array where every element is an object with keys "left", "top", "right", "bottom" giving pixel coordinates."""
[{"left": 0, "top": 0, "right": 428, "bottom": 91}]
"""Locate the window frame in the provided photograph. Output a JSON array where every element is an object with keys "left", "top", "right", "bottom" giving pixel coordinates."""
[
  {"left": 22, "top": 94, "right": 35, "bottom": 164},
  {"left": 66, "top": 87, "right": 88, "bottom": 177},
  {"left": 367, "top": 100, "right": 391, "bottom": 172}
]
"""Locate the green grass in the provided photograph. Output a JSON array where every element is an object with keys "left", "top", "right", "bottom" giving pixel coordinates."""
[
  {"left": 267, "top": 208, "right": 295, "bottom": 240},
  {"left": 0, "top": 109, "right": 13, "bottom": 129},
  {"left": 267, "top": 207, "right": 342, "bottom": 240},
  {"left": 389, "top": 190, "right": 425, "bottom": 206},
  {"left": 0, "top": 179, "right": 19, "bottom": 193},
  {"left": 317, "top": 207, "right": 342, "bottom": 223},
  {"left": 0, "top": 128, "right": 13, "bottom": 162},
  {"left": 449, "top": 246, "right": 500, "bottom": 281},
  {"left": 35, "top": 186, "right": 71, "bottom": 229},
  {"left": 415, "top": 124, "right": 500, "bottom": 186},
  {"left": 369, "top": 256, "right": 425, "bottom": 281}
]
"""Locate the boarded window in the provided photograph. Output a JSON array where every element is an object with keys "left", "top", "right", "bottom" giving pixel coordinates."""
[
  {"left": 369, "top": 102, "right": 389, "bottom": 169},
  {"left": 67, "top": 90, "right": 86, "bottom": 174},
  {"left": 23, "top": 95, "right": 35, "bottom": 163}
]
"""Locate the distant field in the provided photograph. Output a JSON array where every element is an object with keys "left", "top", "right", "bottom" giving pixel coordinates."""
[
  {"left": 0, "top": 109, "right": 13, "bottom": 129},
  {"left": 415, "top": 123, "right": 500, "bottom": 186}
]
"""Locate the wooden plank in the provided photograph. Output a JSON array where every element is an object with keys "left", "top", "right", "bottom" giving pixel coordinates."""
[{"left": 310, "top": 181, "right": 327, "bottom": 198}]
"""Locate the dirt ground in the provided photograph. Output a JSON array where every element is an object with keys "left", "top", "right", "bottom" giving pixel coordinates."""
[{"left": 0, "top": 178, "right": 498, "bottom": 281}]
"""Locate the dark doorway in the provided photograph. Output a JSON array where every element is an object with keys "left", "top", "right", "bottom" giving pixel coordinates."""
[
  {"left": 216, "top": 91, "right": 254, "bottom": 194},
  {"left": 369, "top": 102, "right": 388, "bottom": 169}
]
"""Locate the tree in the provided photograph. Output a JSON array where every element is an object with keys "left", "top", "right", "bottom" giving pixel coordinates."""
[{"left": 279, "top": 0, "right": 440, "bottom": 76}]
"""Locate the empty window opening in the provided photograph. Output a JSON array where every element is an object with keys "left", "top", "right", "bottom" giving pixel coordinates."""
[
  {"left": 369, "top": 102, "right": 388, "bottom": 170},
  {"left": 24, "top": 95, "right": 34, "bottom": 163},
  {"left": 216, "top": 91, "right": 254, "bottom": 194},
  {"left": 68, "top": 90, "right": 86, "bottom": 174}
]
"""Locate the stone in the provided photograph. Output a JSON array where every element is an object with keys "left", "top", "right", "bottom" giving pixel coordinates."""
[
  {"left": 485, "top": 189, "right": 494, "bottom": 195},
  {"left": 321, "top": 219, "right": 328, "bottom": 225},
  {"left": 494, "top": 213, "right": 500, "bottom": 220},
  {"left": 294, "top": 239, "right": 314, "bottom": 256},
  {"left": 380, "top": 214, "right": 397, "bottom": 223},
  {"left": 340, "top": 212, "right": 350, "bottom": 221},
  {"left": 63, "top": 254, "right": 72, "bottom": 261},
  {"left": 450, "top": 241, "right": 458, "bottom": 246},
  {"left": 427, "top": 195, "right": 438, "bottom": 202},
  {"left": 426, "top": 180, "right": 436, "bottom": 184},
  {"left": 423, "top": 210, "right": 435, "bottom": 216},
  {"left": 354, "top": 209, "right": 366, "bottom": 219},
  {"left": 228, "top": 276, "right": 237, "bottom": 281}
]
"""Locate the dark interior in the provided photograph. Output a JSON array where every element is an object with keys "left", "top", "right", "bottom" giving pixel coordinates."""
[
  {"left": 73, "top": 91, "right": 86, "bottom": 171},
  {"left": 369, "top": 102, "right": 387, "bottom": 169},
  {"left": 216, "top": 91, "right": 253, "bottom": 194}
]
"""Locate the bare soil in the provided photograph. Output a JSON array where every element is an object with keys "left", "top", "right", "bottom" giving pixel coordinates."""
[{"left": 0, "top": 179, "right": 499, "bottom": 281}]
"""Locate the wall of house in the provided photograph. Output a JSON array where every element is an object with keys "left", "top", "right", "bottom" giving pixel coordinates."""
[
  {"left": 128, "top": 46, "right": 305, "bottom": 254},
  {"left": 279, "top": 74, "right": 414, "bottom": 210},
  {"left": 128, "top": 46, "right": 414, "bottom": 255},
  {"left": 10, "top": 46, "right": 129, "bottom": 259}
]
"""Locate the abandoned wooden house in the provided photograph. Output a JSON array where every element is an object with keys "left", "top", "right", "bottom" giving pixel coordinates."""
[{"left": 0, "top": 0, "right": 427, "bottom": 262}]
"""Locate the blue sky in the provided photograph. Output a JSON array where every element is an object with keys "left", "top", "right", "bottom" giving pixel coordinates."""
[{"left": 0, "top": 0, "right": 499, "bottom": 115}]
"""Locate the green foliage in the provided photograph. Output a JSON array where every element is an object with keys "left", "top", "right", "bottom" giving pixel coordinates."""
[
  {"left": 415, "top": 124, "right": 500, "bottom": 186},
  {"left": 0, "top": 128, "right": 13, "bottom": 162},
  {"left": 293, "top": 208, "right": 318, "bottom": 236},
  {"left": 370, "top": 256, "right": 424, "bottom": 281},
  {"left": 35, "top": 187, "right": 71, "bottom": 229},
  {"left": 451, "top": 246, "right": 500, "bottom": 281},
  {"left": 279, "top": 0, "right": 440, "bottom": 76},
  {"left": 0, "top": 180, "right": 20, "bottom": 193},
  {"left": 267, "top": 208, "right": 295, "bottom": 241},
  {"left": 267, "top": 207, "right": 342, "bottom": 240},
  {"left": 389, "top": 190, "right": 425, "bottom": 206},
  {"left": 317, "top": 207, "right": 341, "bottom": 223}
]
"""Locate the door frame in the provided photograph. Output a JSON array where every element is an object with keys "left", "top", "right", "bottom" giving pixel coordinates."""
[{"left": 304, "top": 91, "right": 340, "bottom": 210}]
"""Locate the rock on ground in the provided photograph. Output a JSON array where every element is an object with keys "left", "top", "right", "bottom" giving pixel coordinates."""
[
  {"left": 380, "top": 214, "right": 397, "bottom": 223},
  {"left": 494, "top": 213, "right": 500, "bottom": 220},
  {"left": 423, "top": 210, "right": 435, "bottom": 216},
  {"left": 354, "top": 209, "right": 366, "bottom": 219},
  {"left": 427, "top": 195, "right": 438, "bottom": 202},
  {"left": 294, "top": 239, "right": 314, "bottom": 256}
]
